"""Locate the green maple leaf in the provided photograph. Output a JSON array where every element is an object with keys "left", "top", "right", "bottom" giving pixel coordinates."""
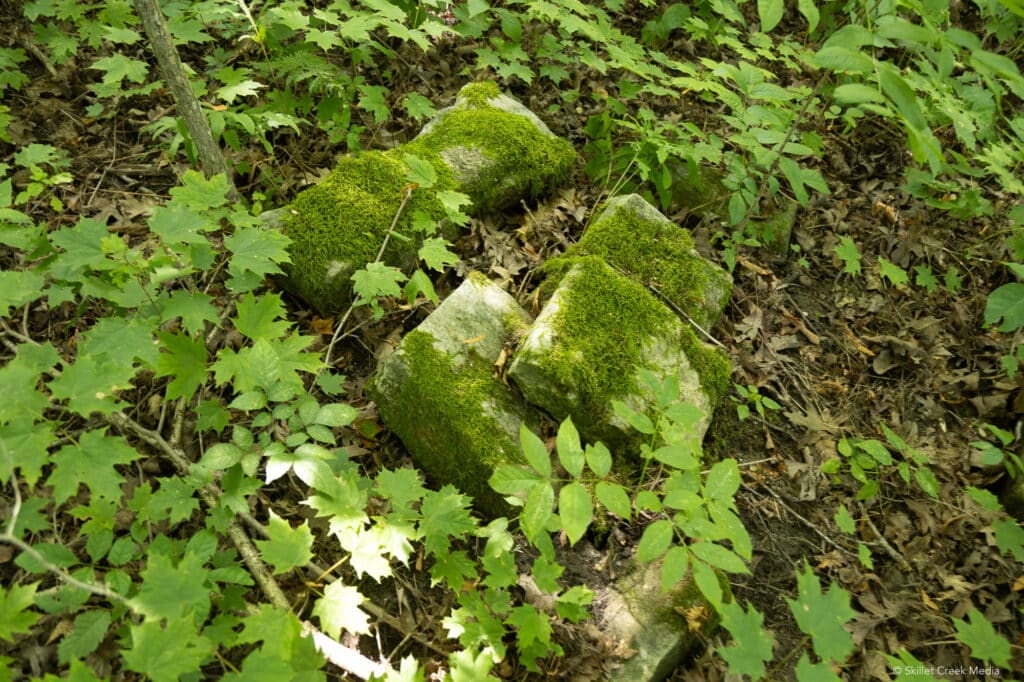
[
  {"left": 225, "top": 226, "right": 291, "bottom": 289},
  {"left": 91, "top": 53, "right": 148, "bottom": 84},
  {"left": 952, "top": 609, "right": 1012, "bottom": 667},
  {"left": 352, "top": 262, "right": 407, "bottom": 303},
  {"left": 49, "top": 218, "right": 115, "bottom": 279},
  {"left": 0, "top": 343, "right": 57, "bottom": 425},
  {"left": 0, "top": 270, "right": 44, "bottom": 314},
  {"left": 505, "top": 604, "right": 552, "bottom": 650},
  {"left": 1, "top": 418, "right": 55, "bottom": 486},
  {"left": 401, "top": 92, "right": 436, "bottom": 121},
  {"left": 233, "top": 292, "right": 291, "bottom": 340},
  {"left": 357, "top": 84, "right": 389, "bottom": 123},
  {"left": 255, "top": 512, "right": 314, "bottom": 574},
  {"left": 133, "top": 551, "right": 210, "bottom": 621},
  {"left": 49, "top": 353, "right": 134, "bottom": 416},
  {"left": 163, "top": 291, "right": 218, "bottom": 335},
  {"left": 57, "top": 610, "right": 111, "bottom": 665},
  {"left": 376, "top": 467, "right": 427, "bottom": 515},
  {"left": 47, "top": 430, "right": 141, "bottom": 505},
  {"left": 795, "top": 653, "right": 842, "bottom": 681},
  {"left": 786, "top": 562, "right": 855, "bottom": 664},
  {"left": 312, "top": 581, "right": 370, "bottom": 638},
  {"left": 122, "top": 618, "right": 210, "bottom": 682},
  {"left": 0, "top": 582, "right": 40, "bottom": 643},
  {"left": 716, "top": 600, "right": 775, "bottom": 679},
  {"left": 429, "top": 549, "right": 476, "bottom": 588},
  {"left": 78, "top": 317, "right": 160, "bottom": 369},
  {"left": 984, "top": 282, "right": 1024, "bottom": 332},
  {"left": 404, "top": 153, "right": 436, "bottom": 188},
  {"left": 215, "top": 78, "right": 264, "bottom": 104},
  {"left": 418, "top": 237, "right": 459, "bottom": 272},
  {"left": 148, "top": 202, "right": 215, "bottom": 245},
  {"left": 420, "top": 485, "right": 476, "bottom": 556},
  {"left": 878, "top": 257, "right": 909, "bottom": 287},
  {"left": 155, "top": 331, "right": 208, "bottom": 401},
  {"left": 448, "top": 648, "right": 495, "bottom": 682},
  {"left": 832, "top": 236, "right": 861, "bottom": 275},
  {"left": 169, "top": 170, "right": 230, "bottom": 210}
]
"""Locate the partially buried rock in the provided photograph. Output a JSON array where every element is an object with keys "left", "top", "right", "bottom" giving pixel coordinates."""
[
  {"left": 367, "top": 274, "right": 546, "bottom": 517},
  {"left": 508, "top": 256, "right": 730, "bottom": 451}
]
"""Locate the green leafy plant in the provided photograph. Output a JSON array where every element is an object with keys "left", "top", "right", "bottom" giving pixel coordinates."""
[
  {"left": 824, "top": 424, "right": 940, "bottom": 501},
  {"left": 731, "top": 383, "right": 782, "bottom": 421}
]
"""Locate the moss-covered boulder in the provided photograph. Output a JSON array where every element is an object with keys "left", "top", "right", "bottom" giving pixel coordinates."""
[
  {"left": 547, "top": 194, "right": 732, "bottom": 329},
  {"left": 367, "top": 275, "right": 546, "bottom": 517},
  {"left": 508, "top": 257, "right": 730, "bottom": 450},
  {"left": 277, "top": 81, "right": 576, "bottom": 312}
]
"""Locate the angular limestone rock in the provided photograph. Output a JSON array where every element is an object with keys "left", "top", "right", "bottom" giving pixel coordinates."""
[
  {"left": 600, "top": 559, "right": 719, "bottom": 681},
  {"left": 276, "top": 81, "right": 576, "bottom": 312},
  {"left": 367, "top": 275, "right": 544, "bottom": 517},
  {"left": 508, "top": 256, "right": 729, "bottom": 449},
  {"left": 546, "top": 194, "right": 731, "bottom": 329}
]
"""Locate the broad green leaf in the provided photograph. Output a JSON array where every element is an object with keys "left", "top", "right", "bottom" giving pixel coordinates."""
[
  {"left": 419, "top": 485, "right": 476, "bottom": 556},
  {"left": 585, "top": 442, "right": 612, "bottom": 477},
  {"left": 404, "top": 153, "right": 436, "bottom": 188},
  {"left": 914, "top": 265, "right": 938, "bottom": 292},
  {"left": 57, "top": 610, "right": 111, "bottom": 665},
  {"left": 636, "top": 519, "right": 674, "bottom": 562},
  {"left": 779, "top": 156, "right": 808, "bottom": 205},
  {"left": 797, "top": 0, "right": 819, "bottom": 32},
  {"left": 690, "top": 542, "right": 749, "bottom": 573},
  {"left": 812, "top": 46, "right": 874, "bottom": 73},
  {"left": 595, "top": 481, "right": 632, "bottom": 519},
  {"left": 878, "top": 257, "right": 909, "bottom": 287},
  {"left": 47, "top": 430, "right": 141, "bottom": 505},
  {"left": 216, "top": 78, "right": 264, "bottom": 103},
  {"left": 717, "top": 601, "right": 774, "bottom": 678},
  {"left": 612, "top": 400, "right": 655, "bottom": 434},
  {"left": 225, "top": 226, "right": 291, "bottom": 285},
  {"left": 834, "top": 504, "right": 855, "bottom": 534},
  {"left": 489, "top": 464, "right": 543, "bottom": 497},
  {"left": 418, "top": 237, "right": 458, "bottom": 272},
  {"left": 162, "top": 291, "right": 218, "bottom": 335},
  {"left": 122, "top": 618, "right": 209, "bottom": 682},
  {"left": 405, "top": 269, "right": 439, "bottom": 305},
  {"left": 0, "top": 582, "right": 39, "bottom": 642},
  {"left": 992, "top": 518, "right": 1024, "bottom": 560},
  {"left": 313, "top": 581, "right": 370, "bottom": 638},
  {"left": 352, "top": 262, "right": 407, "bottom": 303},
  {"left": 91, "top": 53, "right": 148, "bottom": 84},
  {"left": 155, "top": 331, "right": 208, "bottom": 401},
  {"left": 795, "top": 653, "right": 842, "bottom": 681},
  {"left": 169, "top": 170, "right": 230, "bottom": 210},
  {"left": 519, "top": 423, "right": 551, "bottom": 477},
  {"left": 757, "top": 0, "right": 783, "bottom": 32},
  {"left": 520, "top": 482, "right": 554, "bottom": 543},
  {"left": 833, "top": 236, "right": 861, "bottom": 274},
  {"left": 693, "top": 557, "right": 723, "bottom": 609},
  {"left": 558, "top": 482, "right": 592, "bottom": 545},
  {"left": 876, "top": 62, "right": 927, "bottom": 128},
  {"left": 255, "top": 512, "right": 315, "bottom": 574},
  {"left": 0, "top": 270, "right": 44, "bottom": 313},
  {"left": 952, "top": 609, "right": 1012, "bottom": 667},
  {"left": 556, "top": 584, "right": 593, "bottom": 624},
  {"left": 233, "top": 292, "right": 291, "bottom": 340},
  {"left": 704, "top": 458, "right": 741, "bottom": 502},
  {"left": 661, "top": 545, "right": 690, "bottom": 592},
  {"left": 785, "top": 562, "right": 855, "bottom": 663},
  {"left": 133, "top": 551, "right": 210, "bottom": 621},
  {"left": 401, "top": 92, "right": 436, "bottom": 121},
  {"left": 556, "top": 417, "right": 585, "bottom": 478},
  {"left": 984, "top": 283, "right": 1024, "bottom": 332},
  {"left": 315, "top": 403, "right": 357, "bottom": 427}
]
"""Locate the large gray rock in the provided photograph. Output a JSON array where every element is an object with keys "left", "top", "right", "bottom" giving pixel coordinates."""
[
  {"left": 508, "top": 257, "right": 729, "bottom": 450},
  {"left": 367, "top": 275, "right": 545, "bottom": 517}
]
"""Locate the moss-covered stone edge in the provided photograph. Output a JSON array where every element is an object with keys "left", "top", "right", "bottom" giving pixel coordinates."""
[
  {"left": 279, "top": 81, "right": 576, "bottom": 311},
  {"left": 545, "top": 201, "right": 731, "bottom": 328},
  {"left": 367, "top": 329, "right": 536, "bottom": 517}
]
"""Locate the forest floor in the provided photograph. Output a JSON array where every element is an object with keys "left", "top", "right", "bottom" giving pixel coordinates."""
[{"left": 3, "top": 2, "right": 1023, "bottom": 679}]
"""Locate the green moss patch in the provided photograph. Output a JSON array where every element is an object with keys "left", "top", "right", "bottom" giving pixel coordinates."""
[
  {"left": 546, "top": 194, "right": 731, "bottom": 328},
  {"left": 369, "top": 329, "right": 538, "bottom": 517}
]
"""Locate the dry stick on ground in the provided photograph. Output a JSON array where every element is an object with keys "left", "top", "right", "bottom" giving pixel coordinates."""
[
  {"left": 106, "top": 411, "right": 390, "bottom": 680},
  {"left": 133, "top": 0, "right": 237, "bottom": 200}
]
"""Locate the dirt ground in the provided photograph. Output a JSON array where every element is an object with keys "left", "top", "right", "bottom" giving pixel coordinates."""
[{"left": 3, "top": 2, "right": 1023, "bottom": 678}]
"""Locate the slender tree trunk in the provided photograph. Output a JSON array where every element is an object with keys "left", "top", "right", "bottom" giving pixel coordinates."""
[{"left": 133, "top": 0, "right": 238, "bottom": 200}]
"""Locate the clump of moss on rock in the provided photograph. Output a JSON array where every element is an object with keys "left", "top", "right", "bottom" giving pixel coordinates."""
[
  {"left": 545, "top": 194, "right": 732, "bottom": 328},
  {"left": 277, "top": 81, "right": 576, "bottom": 312}
]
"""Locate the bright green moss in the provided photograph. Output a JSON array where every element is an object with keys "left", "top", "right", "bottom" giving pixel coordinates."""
[
  {"left": 459, "top": 80, "right": 501, "bottom": 106},
  {"left": 533, "top": 257, "right": 729, "bottom": 429},
  {"left": 281, "top": 151, "right": 446, "bottom": 311},
  {"left": 369, "top": 330, "right": 536, "bottom": 517},
  {"left": 404, "top": 106, "right": 576, "bottom": 214},
  {"left": 546, "top": 200, "right": 731, "bottom": 328}
]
